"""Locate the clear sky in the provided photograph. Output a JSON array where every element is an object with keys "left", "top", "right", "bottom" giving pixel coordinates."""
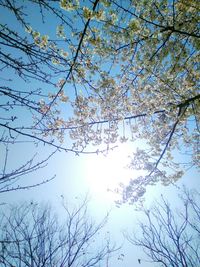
[
  {"left": 1, "top": 137, "right": 199, "bottom": 266},
  {"left": 0, "top": 1, "right": 199, "bottom": 266}
]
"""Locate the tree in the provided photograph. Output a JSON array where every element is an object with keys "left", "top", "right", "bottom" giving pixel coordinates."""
[
  {"left": 126, "top": 189, "right": 200, "bottom": 266},
  {"left": 0, "top": 198, "right": 116, "bottom": 266},
  {"left": 0, "top": 0, "right": 99, "bottom": 192},
  {"left": 0, "top": 0, "right": 199, "bottom": 199}
]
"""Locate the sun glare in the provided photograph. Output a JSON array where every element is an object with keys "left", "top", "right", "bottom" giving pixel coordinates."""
[{"left": 85, "top": 143, "right": 134, "bottom": 201}]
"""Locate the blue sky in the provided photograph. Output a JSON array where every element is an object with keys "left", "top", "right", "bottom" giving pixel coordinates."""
[
  {"left": 1, "top": 137, "right": 199, "bottom": 266},
  {"left": 0, "top": 1, "right": 199, "bottom": 266}
]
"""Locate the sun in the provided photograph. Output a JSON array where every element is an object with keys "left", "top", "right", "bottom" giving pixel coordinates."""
[{"left": 84, "top": 143, "right": 134, "bottom": 201}]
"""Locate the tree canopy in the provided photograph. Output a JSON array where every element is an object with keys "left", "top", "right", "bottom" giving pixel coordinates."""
[
  {"left": 0, "top": 0, "right": 199, "bottom": 201},
  {"left": 126, "top": 189, "right": 200, "bottom": 266},
  {"left": 0, "top": 199, "right": 116, "bottom": 266}
]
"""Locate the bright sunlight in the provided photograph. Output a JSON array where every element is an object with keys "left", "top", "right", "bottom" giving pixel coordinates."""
[{"left": 85, "top": 143, "right": 136, "bottom": 201}]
